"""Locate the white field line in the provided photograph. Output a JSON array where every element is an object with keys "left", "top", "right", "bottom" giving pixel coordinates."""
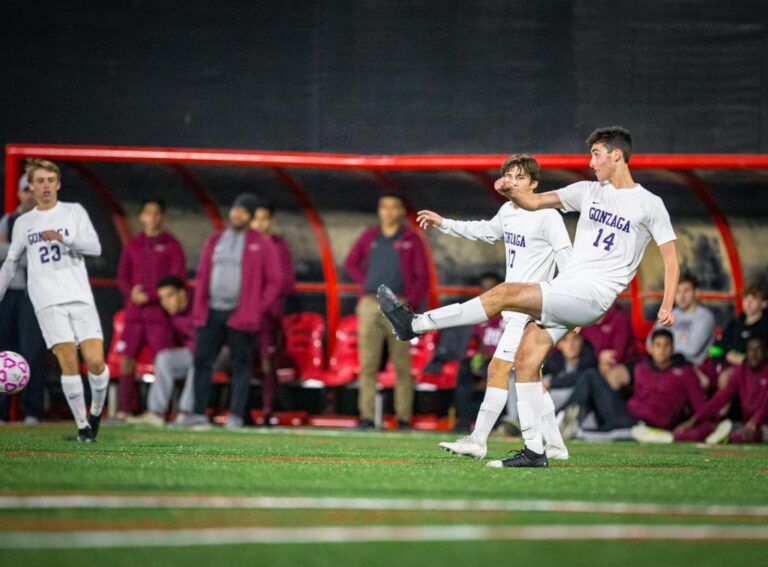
[
  {"left": 1, "top": 524, "right": 768, "bottom": 549},
  {"left": 2, "top": 494, "right": 768, "bottom": 518}
]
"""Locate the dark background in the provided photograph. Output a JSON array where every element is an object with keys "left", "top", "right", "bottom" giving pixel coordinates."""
[{"left": 2, "top": 0, "right": 767, "bottom": 154}]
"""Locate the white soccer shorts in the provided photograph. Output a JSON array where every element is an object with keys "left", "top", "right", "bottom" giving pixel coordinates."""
[
  {"left": 36, "top": 301, "right": 104, "bottom": 349},
  {"left": 492, "top": 311, "right": 570, "bottom": 362},
  {"left": 539, "top": 276, "right": 609, "bottom": 330}
]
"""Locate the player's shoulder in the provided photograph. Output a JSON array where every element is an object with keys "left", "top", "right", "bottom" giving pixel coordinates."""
[
  {"left": 562, "top": 180, "right": 599, "bottom": 193},
  {"left": 57, "top": 201, "right": 88, "bottom": 214}
]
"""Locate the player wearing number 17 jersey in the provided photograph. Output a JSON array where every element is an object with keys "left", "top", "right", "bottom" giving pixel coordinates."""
[
  {"left": 379, "top": 126, "right": 679, "bottom": 467},
  {"left": 0, "top": 160, "right": 109, "bottom": 442},
  {"left": 415, "top": 154, "right": 572, "bottom": 461}
]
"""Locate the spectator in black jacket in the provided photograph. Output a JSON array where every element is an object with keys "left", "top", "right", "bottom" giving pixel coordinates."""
[
  {"left": 542, "top": 331, "right": 598, "bottom": 410},
  {"left": 711, "top": 284, "right": 768, "bottom": 367}
]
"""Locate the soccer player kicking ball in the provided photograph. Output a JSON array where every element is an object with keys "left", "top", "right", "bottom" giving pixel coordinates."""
[
  {"left": 416, "top": 154, "right": 573, "bottom": 461},
  {"left": 0, "top": 160, "right": 109, "bottom": 442},
  {"left": 379, "top": 126, "right": 679, "bottom": 468}
]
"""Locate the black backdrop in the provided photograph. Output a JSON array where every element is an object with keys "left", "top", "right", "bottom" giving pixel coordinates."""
[{"left": 2, "top": 0, "right": 767, "bottom": 154}]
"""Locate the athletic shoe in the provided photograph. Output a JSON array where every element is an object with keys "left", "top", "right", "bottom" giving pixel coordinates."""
[
  {"left": 76, "top": 426, "right": 96, "bottom": 443},
  {"left": 439, "top": 436, "right": 487, "bottom": 459},
  {"left": 397, "top": 420, "right": 411, "bottom": 431},
  {"left": 88, "top": 413, "right": 102, "bottom": 438},
  {"left": 705, "top": 419, "right": 733, "bottom": 445},
  {"left": 631, "top": 424, "right": 673, "bottom": 444},
  {"left": 126, "top": 412, "right": 164, "bottom": 428},
  {"left": 486, "top": 447, "right": 548, "bottom": 468},
  {"left": 545, "top": 445, "right": 569, "bottom": 460},
  {"left": 560, "top": 405, "right": 581, "bottom": 440},
  {"left": 171, "top": 413, "right": 211, "bottom": 430},
  {"left": 224, "top": 415, "right": 244, "bottom": 430},
  {"left": 377, "top": 285, "right": 417, "bottom": 341},
  {"left": 356, "top": 419, "right": 375, "bottom": 430},
  {"left": 23, "top": 416, "right": 41, "bottom": 425}
]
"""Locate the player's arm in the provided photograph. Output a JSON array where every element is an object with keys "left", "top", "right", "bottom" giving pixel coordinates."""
[
  {"left": 48, "top": 205, "right": 102, "bottom": 256},
  {"left": 417, "top": 210, "right": 502, "bottom": 244},
  {"left": 494, "top": 177, "right": 564, "bottom": 211},
  {"left": 657, "top": 241, "right": 679, "bottom": 327}
]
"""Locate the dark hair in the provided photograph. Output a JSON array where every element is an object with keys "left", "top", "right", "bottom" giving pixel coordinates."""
[
  {"left": 678, "top": 272, "right": 700, "bottom": 289},
  {"left": 743, "top": 283, "right": 767, "bottom": 300},
  {"left": 478, "top": 272, "right": 503, "bottom": 285},
  {"left": 747, "top": 335, "right": 768, "bottom": 349},
  {"left": 650, "top": 329, "right": 674, "bottom": 344},
  {"left": 140, "top": 198, "right": 166, "bottom": 214},
  {"left": 379, "top": 192, "right": 405, "bottom": 205},
  {"left": 586, "top": 126, "right": 632, "bottom": 163},
  {"left": 500, "top": 154, "right": 541, "bottom": 182},
  {"left": 256, "top": 200, "right": 275, "bottom": 215},
  {"left": 156, "top": 275, "right": 186, "bottom": 290}
]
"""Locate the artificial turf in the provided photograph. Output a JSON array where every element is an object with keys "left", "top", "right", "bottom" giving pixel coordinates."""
[{"left": 1, "top": 423, "right": 767, "bottom": 567}]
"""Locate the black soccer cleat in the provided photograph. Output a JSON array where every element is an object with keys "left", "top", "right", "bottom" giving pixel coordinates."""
[
  {"left": 88, "top": 414, "right": 101, "bottom": 439},
  {"left": 76, "top": 426, "right": 96, "bottom": 443},
  {"left": 486, "top": 447, "right": 548, "bottom": 468},
  {"left": 377, "top": 285, "right": 417, "bottom": 341}
]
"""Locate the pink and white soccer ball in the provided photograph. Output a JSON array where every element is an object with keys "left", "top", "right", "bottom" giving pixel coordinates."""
[{"left": 0, "top": 351, "right": 30, "bottom": 395}]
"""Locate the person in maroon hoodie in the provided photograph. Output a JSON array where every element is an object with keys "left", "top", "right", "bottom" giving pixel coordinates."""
[
  {"left": 250, "top": 201, "right": 295, "bottom": 424},
  {"left": 344, "top": 193, "right": 429, "bottom": 430},
  {"left": 116, "top": 198, "right": 186, "bottom": 418},
  {"left": 127, "top": 276, "right": 195, "bottom": 427},
  {"left": 580, "top": 303, "right": 639, "bottom": 391},
  {"left": 562, "top": 329, "right": 706, "bottom": 437},
  {"left": 671, "top": 336, "right": 768, "bottom": 444},
  {"left": 178, "top": 193, "right": 283, "bottom": 430}
]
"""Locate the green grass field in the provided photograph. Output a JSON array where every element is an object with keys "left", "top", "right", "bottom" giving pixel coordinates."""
[{"left": 1, "top": 423, "right": 767, "bottom": 567}]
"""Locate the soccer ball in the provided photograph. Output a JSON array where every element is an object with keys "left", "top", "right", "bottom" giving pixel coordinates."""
[{"left": 0, "top": 351, "right": 30, "bottom": 395}]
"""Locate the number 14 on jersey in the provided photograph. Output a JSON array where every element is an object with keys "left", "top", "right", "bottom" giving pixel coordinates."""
[{"left": 592, "top": 229, "right": 616, "bottom": 251}]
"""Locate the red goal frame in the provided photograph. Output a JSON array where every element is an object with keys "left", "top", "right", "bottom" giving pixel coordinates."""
[{"left": 6, "top": 144, "right": 766, "bottom": 350}]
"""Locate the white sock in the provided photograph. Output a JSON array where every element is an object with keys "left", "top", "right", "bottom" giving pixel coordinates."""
[
  {"left": 88, "top": 368, "right": 110, "bottom": 417},
  {"left": 412, "top": 297, "right": 489, "bottom": 333},
  {"left": 470, "top": 387, "right": 508, "bottom": 445},
  {"left": 516, "top": 382, "right": 544, "bottom": 454},
  {"left": 61, "top": 375, "right": 88, "bottom": 429},
  {"left": 541, "top": 390, "right": 566, "bottom": 449}
]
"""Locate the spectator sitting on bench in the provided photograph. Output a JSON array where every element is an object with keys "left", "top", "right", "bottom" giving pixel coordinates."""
[
  {"left": 128, "top": 276, "right": 195, "bottom": 426},
  {"left": 637, "top": 336, "right": 768, "bottom": 445},
  {"left": 542, "top": 330, "right": 598, "bottom": 412},
  {"left": 561, "top": 329, "right": 706, "bottom": 440}
]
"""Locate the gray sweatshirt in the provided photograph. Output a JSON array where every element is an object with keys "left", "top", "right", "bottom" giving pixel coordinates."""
[
  {"left": 209, "top": 228, "right": 246, "bottom": 311},
  {"left": 648, "top": 304, "right": 715, "bottom": 365}
]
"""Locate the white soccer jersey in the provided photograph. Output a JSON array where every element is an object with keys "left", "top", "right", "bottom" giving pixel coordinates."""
[
  {"left": 438, "top": 202, "right": 572, "bottom": 285},
  {"left": 2, "top": 201, "right": 101, "bottom": 312},
  {"left": 556, "top": 181, "right": 676, "bottom": 306}
]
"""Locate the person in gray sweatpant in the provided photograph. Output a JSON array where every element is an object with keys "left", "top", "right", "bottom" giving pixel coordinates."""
[{"left": 128, "top": 276, "right": 195, "bottom": 426}]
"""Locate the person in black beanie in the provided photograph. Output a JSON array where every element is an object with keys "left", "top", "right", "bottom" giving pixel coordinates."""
[{"left": 176, "top": 193, "right": 283, "bottom": 429}]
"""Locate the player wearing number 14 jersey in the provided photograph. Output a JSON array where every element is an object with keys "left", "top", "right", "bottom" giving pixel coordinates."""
[
  {"left": 0, "top": 160, "right": 109, "bottom": 442},
  {"left": 379, "top": 126, "right": 679, "bottom": 467}
]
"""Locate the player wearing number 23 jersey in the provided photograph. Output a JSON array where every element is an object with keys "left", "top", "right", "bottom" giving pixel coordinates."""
[{"left": 4, "top": 201, "right": 100, "bottom": 313}]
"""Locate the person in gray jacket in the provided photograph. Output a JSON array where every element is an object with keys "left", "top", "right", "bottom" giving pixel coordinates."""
[
  {"left": 0, "top": 176, "right": 48, "bottom": 423},
  {"left": 647, "top": 273, "right": 715, "bottom": 365}
]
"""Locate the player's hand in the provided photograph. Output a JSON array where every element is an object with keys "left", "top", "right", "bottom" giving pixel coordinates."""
[
  {"left": 131, "top": 284, "right": 149, "bottom": 305},
  {"left": 41, "top": 230, "right": 63, "bottom": 242},
  {"left": 416, "top": 210, "right": 443, "bottom": 230},
  {"left": 657, "top": 308, "right": 675, "bottom": 327},
  {"left": 494, "top": 177, "right": 513, "bottom": 198}
]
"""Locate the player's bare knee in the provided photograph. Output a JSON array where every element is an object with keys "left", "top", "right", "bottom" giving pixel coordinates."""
[
  {"left": 87, "top": 359, "right": 106, "bottom": 375},
  {"left": 487, "top": 358, "right": 513, "bottom": 389}
]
